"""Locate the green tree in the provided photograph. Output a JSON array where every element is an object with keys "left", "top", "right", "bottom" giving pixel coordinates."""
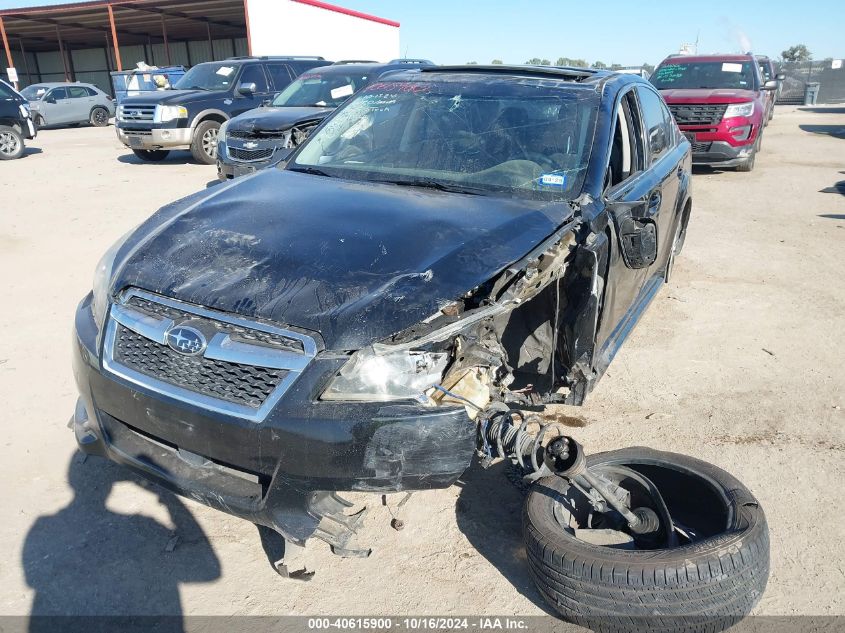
[
  {"left": 491, "top": 59, "right": 503, "bottom": 65},
  {"left": 642, "top": 62, "right": 655, "bottom": 74},
  {"left": 781, "top": 44, "right": 812, "bottom": 62},
  {"left": 466, "top": 61, "right": 478, "bottom": 65},
  {"left": 556, "top": 57, "right": 588, "bottom": 68},
  {"left": 526, "top": 58, "right": 551, "bottom": 66},
  {"left": 610, "top": 63, "right": 623, "bottom": 70},
  {"left": 593, "top": 61, "right": 607, "bottom": 69}
]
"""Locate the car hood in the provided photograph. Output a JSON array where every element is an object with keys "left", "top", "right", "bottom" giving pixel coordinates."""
[
  {"left": 659, "top": 88, "right": 759, "bottom": 103},
  {"left": 120, "top": 89, "right": 228, "bottom": 106},
  {"left": 229, "top": 106, "right": 332, "bottom": 132},
  {"left": 112, "top": 170, "right": 573, "bottom": 350}
]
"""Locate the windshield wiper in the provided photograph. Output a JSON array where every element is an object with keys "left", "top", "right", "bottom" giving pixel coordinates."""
[
  {"left": 288, "top": 166, "right": 333, "bottom": 177},
  {"left": 379, "top": 178, "right": 486, "bottom": 196}
]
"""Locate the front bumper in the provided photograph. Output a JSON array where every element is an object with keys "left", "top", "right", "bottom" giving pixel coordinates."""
[
  {"left": 116, "top": 124, "right": 193, "bottom": 150},
  {"left": 72, "top": 294, "right": 475, "bottom": 543},
  {"left": 216, "top": 137, "right": 283, "bottom": 181},
  {"left": 684, "top": 138, "right": 755, "bottom": 167}
]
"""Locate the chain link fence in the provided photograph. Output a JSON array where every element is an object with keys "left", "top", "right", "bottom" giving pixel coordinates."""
[{"left": 775, "top": 60, "right": 845, "bottom": 104}]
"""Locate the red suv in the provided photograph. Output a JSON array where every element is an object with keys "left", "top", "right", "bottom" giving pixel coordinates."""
[{"left": 651, "top": 53, "right": 778, "bottom": 171}]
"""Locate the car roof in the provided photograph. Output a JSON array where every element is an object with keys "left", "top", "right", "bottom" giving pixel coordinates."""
[
  {"left": 660, "top": 54, "right": 755, "bottom": 64},
  {"left": 26, "top": 81, "right": 98, "bottom": 88},
  {"left": 302, "top": 60, "right": 435, "bottom": 75},
  {"left": 423, "top": 64, "right": 609, "bottom": 83}
]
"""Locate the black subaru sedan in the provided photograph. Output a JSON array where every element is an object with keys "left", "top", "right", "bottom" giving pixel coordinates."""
[{"left": 72, "top": 65, "right": 710, "bottom": 622}]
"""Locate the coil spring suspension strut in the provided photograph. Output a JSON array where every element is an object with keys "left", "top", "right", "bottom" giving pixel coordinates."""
[{"left": 478, "top": 404, "right": 666, "bottom": 540}]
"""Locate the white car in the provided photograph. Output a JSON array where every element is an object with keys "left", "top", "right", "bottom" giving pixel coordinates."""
[{"left": 22, "top": 82, "right": 115, "bottom": 128}]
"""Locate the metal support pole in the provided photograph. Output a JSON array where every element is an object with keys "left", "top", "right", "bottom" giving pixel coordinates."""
[
  {"left": 161, "top": 15, "right": 171, "bottom": 65},
  {"left": 243, "top": 0, "right": 252, "bottom": 56},
  {"left": 19, "top": 39, "right": 32, "bottom": 86},
  {"left": 56, "top": 26, "right": 69, "bottom": 82},
  {"left": 0, "top": 16, "right": 15, "bottom": 88},
  {"left": 206, "top": 21, "right": 213, "bottom": 58},
  {"left": 107, "top": 4, "right": 122, "bottom": 71}
]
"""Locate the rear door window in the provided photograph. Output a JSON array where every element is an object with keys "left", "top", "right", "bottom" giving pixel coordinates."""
[
  {"left": 636, "top": 86, "right": 673, "bottom": 164},
  {"left": 266, "top": 64, "right": 293, "bottom": 91},
  {"left": 68, "top": 86, "right": 89, "bottom": 99}
]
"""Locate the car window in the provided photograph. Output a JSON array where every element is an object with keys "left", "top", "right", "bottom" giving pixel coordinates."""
[
  {"left": 606, "top": 89, "right": 644, "bottom": 190},
  {"left": 21, "top": 85, "right": 47, "bottom": 99},
  {"left": 239, "top": 65, "right": 269, "bottom": 93},
  {"left": 48, "top": 87, "right": 68, "bottom": 100},
  {"left": 68, "top": 86, "right": 89, "bottom": 99},
  {"left": 266, "top": 64, "right": 293, "bottom": 91},
  {"left": 651, "top": 61, "right": 756, "bottom": 90},
  {"left": 758, "top": 63, "right": 772, "bottom": 82},
  {"left": 292, "top": 77, "right": 600, "bottom": 201},
  {"left": 636, "top": 86, "right": 672, "bottom": 164},
  {"left": 85, "top": 86, "right": 99, "bottom": 97},
  {"left": 0, "top": 81, "right": 16, "bottom": 99},
  {"left": 272, "top": 71, "right": 369, "bottom": 107}
]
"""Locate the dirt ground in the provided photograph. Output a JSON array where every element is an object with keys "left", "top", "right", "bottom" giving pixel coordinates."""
[{"left": 1, "top": 106, "right": 843, "bottom": 620}]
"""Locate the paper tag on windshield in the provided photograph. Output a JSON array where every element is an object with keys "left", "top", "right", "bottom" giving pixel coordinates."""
[
  {"left": 216, "top": 66, "right": 235, "bottom": 77},
  {"left": 330, "top": 84, "right": 354, "bottom": 99},
  {"left": 538, "top": 173, "right": 566, "bottom": 188},
  {"left": 722, "top": 63, "right": 742, "bottom": 73}
]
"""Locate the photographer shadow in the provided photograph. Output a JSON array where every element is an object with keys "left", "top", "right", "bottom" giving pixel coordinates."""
[{"left": 22, "top": 454, "right": 221, "bottom": 633}]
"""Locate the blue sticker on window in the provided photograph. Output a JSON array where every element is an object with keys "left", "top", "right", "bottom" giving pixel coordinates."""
[{"left": 538, "top": 173, "right": 566, "bottom": 188}]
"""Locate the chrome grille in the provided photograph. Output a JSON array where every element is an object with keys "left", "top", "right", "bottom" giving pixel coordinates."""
[
  {"left": 668, "top": 103, "right": 728, "bottom": 126},
  {"left": 228, "top": 146, "right": 274, "bottom": 162},
  {"left": 118, "top": 104, "right": 156, "bottom": 122},
  {"left": 114, "top": 324, "right": 285, "bottom": 408},
  {"left": 228, "top": 129, "right": 289, "bottom": 139},
  {"left": 103, "top": 289, "right": 319, "bottom": 422}
]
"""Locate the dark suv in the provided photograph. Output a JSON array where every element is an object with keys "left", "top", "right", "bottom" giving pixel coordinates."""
[
  {"left": 0, "top": 78, "right": 36, "bottom": 160},
  {"left": 217, "top": 59, "right": 434, "bottom": 180},
  {"left": 115, "top": 56, "right": 329, "bottom": 164},
  {"left": 652, "top": 53, "right": 778, "bottom": 171}
]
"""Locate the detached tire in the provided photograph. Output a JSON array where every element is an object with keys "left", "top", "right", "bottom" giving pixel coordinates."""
[
  {"left": 132, "top": 149, "right": 170, "bottom": 161},
  {"left": 524, "top": 447, "right": 769, "bottom": 633}
]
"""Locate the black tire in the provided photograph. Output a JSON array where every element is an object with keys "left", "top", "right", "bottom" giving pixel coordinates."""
[
  {"left": 33, "top": 115, "right": 45, "bottom": 129},
  {"left": 132, "top": 149, "right": 170, "bottom": 162},
  {"left": 90, "top": 106, "right": 110, "bottom": 127},
  {"left": 736, "top": 135, "right": 761, "bottom": 172},
  {"left": 190, "top": 119, "right": 221, "bottom": 165},
  {"left": 524, "top": 447, "right": 769, "bottom": 633},
  {"left": 0, "top": 125, "right": 25, "bottom": 160}
]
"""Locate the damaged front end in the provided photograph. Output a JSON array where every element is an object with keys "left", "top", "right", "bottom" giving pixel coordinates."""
[{"left": 326, "top": 207, "right": 606, "bottom": 417}]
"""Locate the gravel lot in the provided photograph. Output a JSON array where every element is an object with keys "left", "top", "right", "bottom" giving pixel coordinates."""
[{"left": 1, "top": 106, "right": 843, "bottom": 621}]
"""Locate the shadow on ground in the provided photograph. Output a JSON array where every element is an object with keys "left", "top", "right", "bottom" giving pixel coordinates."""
[
  {"left": 798, "top": 106, "right": 845, "bottom": 115},
  {"left": 798, "top": 124, "right": 845, "bottom": 139},
  {"left": 20, "top": 147, "right": 43, "bottom": 158},
  {"left": 117, "top": 151, "right": 199, "bottom": 165},
  {"left": 22, "top": 454, "right": 221, "bottom": 633},
  {"left": 454, "top": 460, "right": 555, "bottom": 616}
]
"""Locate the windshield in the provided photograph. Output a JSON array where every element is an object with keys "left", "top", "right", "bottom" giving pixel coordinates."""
[
  {"left": 273, "top": 71, "right": 369, "bottom": 107},
  {"left": 174, "top": 62, "right": 239, "bottom": 91},
  {"left": 758, "top": 62, "right": 772, "bottom": 82},
  {"left": 21, "top": 85, "right": 48, "bottom": 99},
  {"left": 651, "top": 61, "right": 757, "bottom": 90},
  {"left": 290, "top": 76, "right": 599, "bottom": 200}
]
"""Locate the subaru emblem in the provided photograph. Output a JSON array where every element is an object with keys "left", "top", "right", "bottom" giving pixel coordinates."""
[{"left": 165, "top": 326, "right": 207, "bottom": 355}]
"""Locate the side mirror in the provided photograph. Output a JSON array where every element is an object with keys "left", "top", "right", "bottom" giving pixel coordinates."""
[
  {"left": 236, "top": 82, "right": 257, "bottom": 96},
  {"left": 776, "top": 73, "right": 786, "bottom": 81},
  {"left": 763, "top": 80, "right": 779, "bottom": 91}
]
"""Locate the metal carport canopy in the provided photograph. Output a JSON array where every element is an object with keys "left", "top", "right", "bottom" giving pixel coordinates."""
[{"left": 0, "top": 0, "right": 246, "bottom": 71}]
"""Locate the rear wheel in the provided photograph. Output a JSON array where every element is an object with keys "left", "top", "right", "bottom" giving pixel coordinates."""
[
  {"left": 524, "top": 447, "right": 769, "bottom": 633},
  {"left": 0, "top": 125, "right": 24, "bottom": 160},
  {"left": 132, "top": 149, "right": 170, "bottom": 161},
  {"left": 90, "top": 106, "right": 110, "bottom": 127},
  {"left": 190, "top": 119, "right": 221, "bottom": 165}
]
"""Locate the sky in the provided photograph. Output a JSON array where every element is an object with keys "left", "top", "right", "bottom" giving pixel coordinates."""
[{"left": 1, "top": 0, "right": 841, "bottom": 66}]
